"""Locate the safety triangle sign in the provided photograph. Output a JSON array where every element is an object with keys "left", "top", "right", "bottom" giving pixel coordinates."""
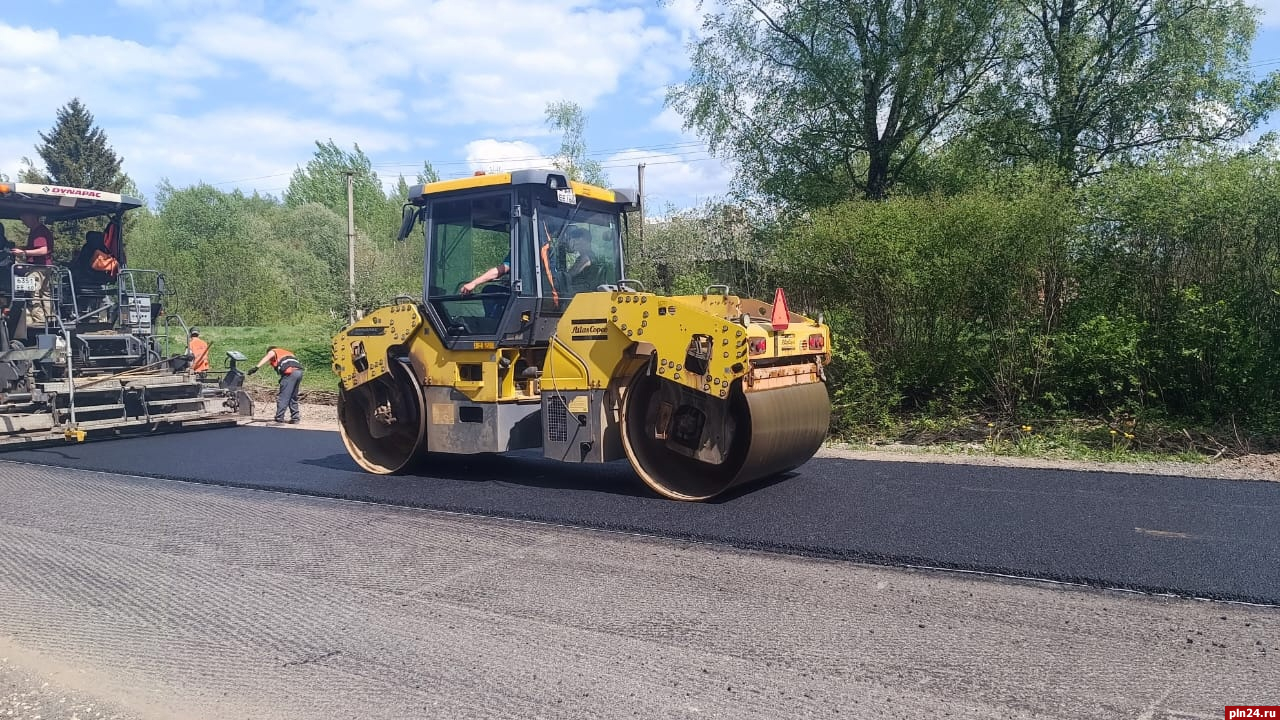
[{"left": 771, "top": 288, "right": 790, "bottom": 331}]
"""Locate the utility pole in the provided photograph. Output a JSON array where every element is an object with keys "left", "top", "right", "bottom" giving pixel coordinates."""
[
  {"left": 637, "top": 162, "right": 646, "bottom": 256},
  {"left": 345, "top": 170, "right": 356, "bottom": 323}
]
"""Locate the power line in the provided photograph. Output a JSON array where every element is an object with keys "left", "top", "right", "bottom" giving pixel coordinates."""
[
  {"left": 598, "top": 156, "right": 720, "bottom": 170},
  {"left": 208, "top": 171, "right": 295, "bottom": 186},
  {"left": 203, "top": 141, "right": 717, "bottom": 189},
  {"left": 366, "top": 140, "right": 710, "bottom": 171}
]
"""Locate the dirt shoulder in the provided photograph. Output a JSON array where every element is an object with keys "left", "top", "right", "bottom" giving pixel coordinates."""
[
  {"left": 817, "top": 441, "right": 1280, "bottom": 483},
  {"left": 243, "top": 392, "right": 1280, "bottom": 484}
]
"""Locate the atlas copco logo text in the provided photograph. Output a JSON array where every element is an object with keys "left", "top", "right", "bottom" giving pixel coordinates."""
[{"left": 42, "top": 186, "right": 103, "bottom": 198}]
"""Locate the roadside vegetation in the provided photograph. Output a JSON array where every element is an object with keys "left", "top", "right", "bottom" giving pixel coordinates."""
[
  {"left": 192, "top": 325, "right": 340, "bottom": 395},
  {"left": 4, "top": 1, "right": 1279, "bottom": 461}
]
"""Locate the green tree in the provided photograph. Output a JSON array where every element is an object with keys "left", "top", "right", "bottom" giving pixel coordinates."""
[
  {"left": 393, "top": 175, "right": 412, "bottom": 201},
  {"left": 393, "top": 162, "right": 441, "bottom": 202},
  {"left": 628, "top": 200, "right": 770, "bottom": 297},
  {"left": 130, "top": 182, "right": 288, "bottom": 325},
  {"left": 267, "top": 202, "right": 350, "bottom": 316},
  {"left": 19, "top": 98, "right": 126, "bottom": 192},
  {"left": 545, "top": 101, "right": 609, "bottom": 187},
  {"left": 416, "top": 161, "right": 440, "bottom": 185},
  {"left": 1069, "top": 152, "right": 1280, "bottom": 423},
  {"left": 979, "top": 0, "right": 1278, "bottom": 181},
  {"left": 284, "top": 140, "right": 398, "bottom": 241},
  {"left": 668, "top": 0, "right": 1008, "bottom": 203}
]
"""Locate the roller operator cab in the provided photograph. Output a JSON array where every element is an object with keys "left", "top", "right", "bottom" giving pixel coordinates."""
[
  {"left": 0, "top": 182, "right": 252, "bottom": 448},
  {"left": 332, "top": 169, "right": 832, "bottom": 500}
]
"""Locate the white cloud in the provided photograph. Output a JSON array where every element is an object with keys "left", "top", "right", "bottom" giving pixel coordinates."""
[
  {"left": 662, "top": 0, "right": 716, "bottom": 38},
  {"left": 463, "top": 139, "right": 555, "bottom": 173},
  {"left": 116, "top": 0, "right": 251, "bottom": 9},
  {"left": 604, "top": 148, "right": 733, "bottom": 211},
  {"left": 111, "top": 110, "right": 413, "bottom": 195},
  {"left": 651, "top": 107, "right": 691, "bottom": 135},
  {"left": 156, "top": 0, "right": 684, "bottom": 128},
  {"left": 0, "top": 24, "right": 218, "bottom": 123},
  {"left": 4, "top": 1, "right": 729, "bottom": 209},
  {"left": 178, "top": 12, "right": 405, "bottom": 119}
]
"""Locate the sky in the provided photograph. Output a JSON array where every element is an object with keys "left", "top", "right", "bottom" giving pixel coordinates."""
[
  {"left": 3, "top": 0, "right": 1280, "bottom": 212},
  {"left": 0, "top": 0, "right": 731, "bottom": 211}
]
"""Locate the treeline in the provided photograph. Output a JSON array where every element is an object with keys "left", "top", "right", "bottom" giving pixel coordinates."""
[
  {"left": 623, "top": 0, "right": 1280, "bottom": 441},
  {"left": 630, "top": 153, "right": 1280, "bottom": 437},
  {"left": 121, "top": 142, "right": 431, "bottom": 326}
]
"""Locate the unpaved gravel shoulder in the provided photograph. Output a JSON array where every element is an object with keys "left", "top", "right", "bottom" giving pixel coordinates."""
[
  {"left": 817, "top": 442, "right": 1280, "bottom": 483},
  {"left": 0, "top": 637, "right": 148, "bottom": 720},
  {"left": 244, "top": 401, "right": 1280, "bottom": 483}
]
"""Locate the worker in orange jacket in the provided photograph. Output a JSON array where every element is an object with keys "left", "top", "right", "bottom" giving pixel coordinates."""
[
  {"left": 248, "top": 346, "right": 303, "bottom": 424},
  {"left": 187, "top": 328, "right": 210, "bottom": 381}
]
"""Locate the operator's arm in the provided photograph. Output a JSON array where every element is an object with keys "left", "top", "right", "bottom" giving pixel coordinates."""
[
  {"left": 14, "top": 238, "right": 49, "bottom": 260},
  {"left": 460, "top": 263, "right": 510, "bottom": 294}
]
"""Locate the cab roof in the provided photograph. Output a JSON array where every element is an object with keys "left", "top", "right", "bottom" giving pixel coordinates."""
[
  {"left": 406, "top": 169, "right": 639, "bottom": 209},
  {"left": 0, "top": 182, "right": 144, "bottom": 222}
]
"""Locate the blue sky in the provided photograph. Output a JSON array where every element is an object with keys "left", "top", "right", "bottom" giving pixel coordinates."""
[
  {"left": 3, "top": 0, "right": 1280, "bottom": 212},
  {"left": 0, "top": 0, "right": 730, "bottom": 211}
]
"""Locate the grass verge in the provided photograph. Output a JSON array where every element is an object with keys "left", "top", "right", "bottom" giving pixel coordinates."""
[
  {"left": 835, "top": 414, "right": 1271, "bottom": 463},
  {"left": 192, "top": 324, "right": 339, "bottom": 394}
]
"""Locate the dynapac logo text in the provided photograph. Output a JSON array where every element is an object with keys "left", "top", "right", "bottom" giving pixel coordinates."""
[{"left": 45, "top": 186, "right": 103, "bottom": 198}]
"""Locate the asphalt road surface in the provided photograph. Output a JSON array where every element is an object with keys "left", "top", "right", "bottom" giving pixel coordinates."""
[
  {"left": 4, "top": 425, "right": 1279, "bottom": 604},
  {"left": 0, "top": 461, "right": 1276, "bottom": 720}
]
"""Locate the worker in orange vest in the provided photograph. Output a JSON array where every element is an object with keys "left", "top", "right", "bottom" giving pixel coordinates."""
[
  {"left": 187, "top": 328, "right": 210, "bottom": 381},
  {"left": 247, "top": 346, "right": 303, "bottom": 424}
]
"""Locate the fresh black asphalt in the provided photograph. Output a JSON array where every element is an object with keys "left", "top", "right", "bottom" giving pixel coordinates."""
[{"left": 4, "top": 426, "right": 1279, "bottom": 604}]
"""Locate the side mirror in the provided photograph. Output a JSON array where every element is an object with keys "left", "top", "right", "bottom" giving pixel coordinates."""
[{"left": 396, "top": 204, "right": 421, "bottom": 242}]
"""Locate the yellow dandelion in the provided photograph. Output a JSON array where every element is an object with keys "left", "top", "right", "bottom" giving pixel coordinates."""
[
  {"left": 1109, "top": 429, "right": 1118, "bottom": 435},
  {"left": 1020, "top": 425, "right": 1032, "bottom": 432},
  {"left": 1124, "top": 433, "right": 1134, "bottom": 439}
]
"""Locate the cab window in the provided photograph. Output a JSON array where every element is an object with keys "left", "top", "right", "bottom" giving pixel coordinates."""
[
  {"left": 534, "top": 202, "right": 622, "bottom": 302},
  {"left": 426, "top": 193, "right": 512, "bottom": 336}
]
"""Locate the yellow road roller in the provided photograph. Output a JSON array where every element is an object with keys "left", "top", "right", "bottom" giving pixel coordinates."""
[{"left": 331, "top": 170, "right": 830, "bottom": 500}]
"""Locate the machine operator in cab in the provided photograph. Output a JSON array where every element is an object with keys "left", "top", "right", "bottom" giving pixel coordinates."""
[
  {"left": 12, "top": 213, "right": 55, "bottom": 337},
  {"left": 248, "top": 346, "right": 304, "bottom": 424},
  {"left": 458, "top": 225, "right": 595, "bottom": 295}
]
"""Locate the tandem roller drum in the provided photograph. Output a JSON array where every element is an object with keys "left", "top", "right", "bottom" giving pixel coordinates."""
[
  {"left": 337, "top": 364, "right": 428, "bottom": 474},
  {"left": 620, "top": 371, "right": 831, "bottom": 501}
]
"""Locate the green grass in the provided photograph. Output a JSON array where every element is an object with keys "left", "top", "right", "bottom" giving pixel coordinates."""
[
  {"left": 831, "top": 414, "right": 1238, "bottom": 464},
  {"left": 195, "top": 324, "right": 340, "bottom": 393}
]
